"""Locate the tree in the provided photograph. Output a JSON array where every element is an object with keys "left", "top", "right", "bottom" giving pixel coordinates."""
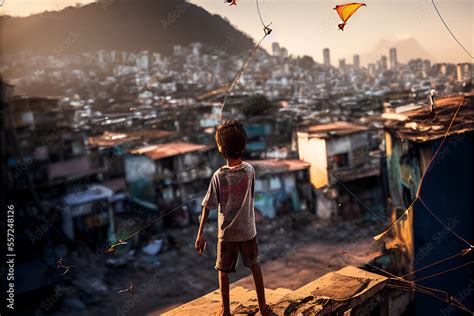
[
  {"left": 242, "top": 94, "right": 277, "bottom": 117},
  {"left": 298, "top": 55, "right": 315, "bottom": 69}
]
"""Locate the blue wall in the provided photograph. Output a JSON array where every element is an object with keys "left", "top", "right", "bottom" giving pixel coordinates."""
[{"left": 414, "top": 133, "right": 473, "bottom": 316}]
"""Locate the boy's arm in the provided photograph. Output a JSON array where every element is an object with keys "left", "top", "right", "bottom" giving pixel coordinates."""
[{"left": 195, "top": 206, "right": 209, "bottom": 255}]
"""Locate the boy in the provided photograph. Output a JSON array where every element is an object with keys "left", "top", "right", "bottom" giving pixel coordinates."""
[{"left": 195, "top": 120, "right": 267, "bottom": 316}]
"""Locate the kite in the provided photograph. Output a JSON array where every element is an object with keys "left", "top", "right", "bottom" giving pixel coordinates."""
[
  {"left": 225, "top": 0, "right": 237, "bottom": 5},
  {"left": 333, "top": 3, "right": 366, "bottom": 31}
]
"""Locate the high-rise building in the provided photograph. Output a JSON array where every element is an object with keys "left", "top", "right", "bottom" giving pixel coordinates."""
[
  {"left": 110, "top": 50, "right": 116, "bottom": 63},
  {"left": 381, "top": 55, "right": 388, "bottom": 71},
  {"left": 121, "top": 51, "right": 128, "bottom": 63},
  {"left": 423, "top": 60, "right": 431, "bottom": 71},
  {"left": 137, "top": 50, "right": 150, "bottom": 71},
  {"left": 455, "top": 63, "right": 473, "bottom": 82},
  {"left": 339, "top": 58, "right": 346, "bottom": 70},
  {"left": 191, "top": 42, "right": 202, "bottom": 56},
  {"left": 440, "top": 63, "right": 447, "bottom": 76},
  {"left": 368, "top": 63, "right": 376, "bottom": 76},
  {"left": 353, "top": 54, "right": 360, "bottom": 70},
  {"left": 323, "top": 48, "right": 330, "bottom": 67},
  {"left": 456, "top": 64, "right": 464, "bottom": 82},
  {"left": 272, "top": 42, "right": 280, "bottom": 56},
  {"left": 173, "top": 45, "right": 183, "bottom": 56},
  {"left": 389, "top": 48, "right": 398, "bottom": 70},
  {"left": 272, "top": 42, "right": 288, "bottom": 58},
  {"left": 97, "top": 50, "right": 106, "bottom": 65}
]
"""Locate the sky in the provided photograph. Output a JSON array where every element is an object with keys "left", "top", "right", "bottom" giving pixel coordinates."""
[{"left": 1, "top": 0, "right": 472, "bottom": 65}]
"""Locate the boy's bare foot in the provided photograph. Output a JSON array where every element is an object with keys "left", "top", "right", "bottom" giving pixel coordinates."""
[
  {"left": 258, "top": 304, "right": 270, "bottom": 316},
  {"left": 216, "top": 304, "right": 223, "bottom": 316}
]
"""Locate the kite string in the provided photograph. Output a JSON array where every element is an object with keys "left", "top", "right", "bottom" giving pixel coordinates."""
[
  {"left": 122, "top": 199, "right": 198, "bottom": 242},
  {"left": 373, "top": 197, "right": 418, "bottom": 241},
  {"left": 418, "top": 196, "right": 472, "bottom": 248},
  {"left": 328, "top": 170, "right": 388, "bottom": 222},
  {"left": 400, "top": 249, "right": 467, "bottom": 279},
  {"left": 340, "top": 251, "right": 474, "bottom": 314},
  {"left": 432, "top": 0, "right": 473, "bottom": 59},
  {"left": 219, "top": 33, "right": 269, "bottom": 121},
  {"left": 219, "top": 0, "right": 274, "bottom": 121},
  {"left": 340, "top": 250, "right": 455, "bottom": 295},
  {"left": 111, "top": 1, "right": 274, "bottom": 247},
  {"left": 416, "top": 102, "right": 463, "bottom": 197},
  {"left": 387, "top": 284, "right": 473, "bottom": 315},
  {"left": 256, "top": 0, "right": 271, "bottom": 29},
  {"left": 414, "top": 261, "right": 474, "bottom": 283}
]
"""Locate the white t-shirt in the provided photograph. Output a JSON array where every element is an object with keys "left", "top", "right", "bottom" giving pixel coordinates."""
[{"left": 202, "top": 161, "right": 257, "bottom": 242}]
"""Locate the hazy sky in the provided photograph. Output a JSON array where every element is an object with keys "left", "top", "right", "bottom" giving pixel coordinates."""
[{"left": 1, "top": 0, "right": 472, "bottom": 65}]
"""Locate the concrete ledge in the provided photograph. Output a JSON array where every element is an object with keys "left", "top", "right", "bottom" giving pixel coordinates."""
[{"left": 162, "top": 266, "right": 408, "bottom": 316}]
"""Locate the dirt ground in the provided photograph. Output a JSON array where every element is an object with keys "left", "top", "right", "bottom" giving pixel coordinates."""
[{"left": 52, "top": 213, "right": 384, "bottom": 316}]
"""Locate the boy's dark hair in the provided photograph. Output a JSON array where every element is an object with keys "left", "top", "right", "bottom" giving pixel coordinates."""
[{"left": 215, "top": 120, "right": 247, "bottom": 159}]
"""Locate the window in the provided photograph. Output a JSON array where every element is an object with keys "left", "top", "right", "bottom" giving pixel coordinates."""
[
  {"left": 162, "top": 187, "right": 174, "bottom": 201},
  {"left": 330, "top": 153, "right": 349, "bottom": 169},
  {"left": 269, "top": 176, "right": 281, "bottom": 190},
  {"left": 352, "top": 145, "right": 368, "bottom": 166},
  {"left": 255, "top": 179, "right": 264, "bottom": 192}
]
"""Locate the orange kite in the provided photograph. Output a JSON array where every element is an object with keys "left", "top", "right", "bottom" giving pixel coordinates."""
[{"left": 333, "top": 3, "right": 366, "bottom": 31}]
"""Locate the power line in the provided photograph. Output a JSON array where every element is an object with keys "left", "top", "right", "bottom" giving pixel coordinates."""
[
  {"left": 400, "top": 249, "right": 468, "bottom": 279},
  {"left": 419, "top": 196, "right": 472, "bottom": 248},
  {"left": 414, "top": 261, "right": 474, "bottom": 282},
  {"left": 340, "top": 251, "right": 474, "bottom": 314},
  {"left": 432, "top": 0, "right": 473, "bottom": 59}
]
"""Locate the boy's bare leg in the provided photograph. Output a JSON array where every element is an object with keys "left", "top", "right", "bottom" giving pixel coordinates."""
[
  {"left": 218, "top": 271, "right": 231, "bottom": 316},
  {"left": 251, "top": 263, "right": 267, "bottom": 315}
]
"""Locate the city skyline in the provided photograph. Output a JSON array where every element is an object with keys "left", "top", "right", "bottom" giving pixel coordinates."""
[{"left": 1, "top": 0, "right": 472, "bottom": 65}]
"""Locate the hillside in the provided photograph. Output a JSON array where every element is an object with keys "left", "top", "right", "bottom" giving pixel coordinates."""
[
  {"left": 361, "top": 37, "right": 433, "bottom": 65},
  {"left": 1, "top": 0, "right": 254, "bottom": 56}
]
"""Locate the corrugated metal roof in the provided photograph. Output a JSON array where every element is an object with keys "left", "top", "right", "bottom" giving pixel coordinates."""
[
  {"left": 131, "top": 142, "right": 209, "bottom": 160},
  {"left": 248, "top": 159, "right": 310, "bottom": 174},
  {"left": 88, "top": 130, "right": 175, "bottom": 148},
  {"left": 383, "top": 94, "right": 474, "bottom": 142},
  {"left": 302, "top": 122, "right": 368, "bottom": 138}
]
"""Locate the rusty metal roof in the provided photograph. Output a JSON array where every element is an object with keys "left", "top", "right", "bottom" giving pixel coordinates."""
[
  {"left": 383, "top": 93, "right": 474, "bottom": 143},
  {"left": 88, "top": 131, "right": 140, "bottom": 147},
  {"left": 131, "top": 142, "right": 209, "bottom": 160},
  {"left": 88, "top": 130, "right": 175, "bottom": 148},
  {"left": 302, "top": 122, "right": 368, "bottom": 138},
  {"left": 248, "top": 159, "right": 310, "bottom": 175}
]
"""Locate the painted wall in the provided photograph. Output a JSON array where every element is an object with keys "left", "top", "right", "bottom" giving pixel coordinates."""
[
  {"left": 326, "top": 132, "right": 369, "bottom": 168},
  {"left": 124, "top": 155, "right": 156, "bottom": 209},
  {"left": 297, "top": 132, "right": 328, "bottom": 188},
  {"left": 254, "top": 171, "right": 307, "bottom": 219}
]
